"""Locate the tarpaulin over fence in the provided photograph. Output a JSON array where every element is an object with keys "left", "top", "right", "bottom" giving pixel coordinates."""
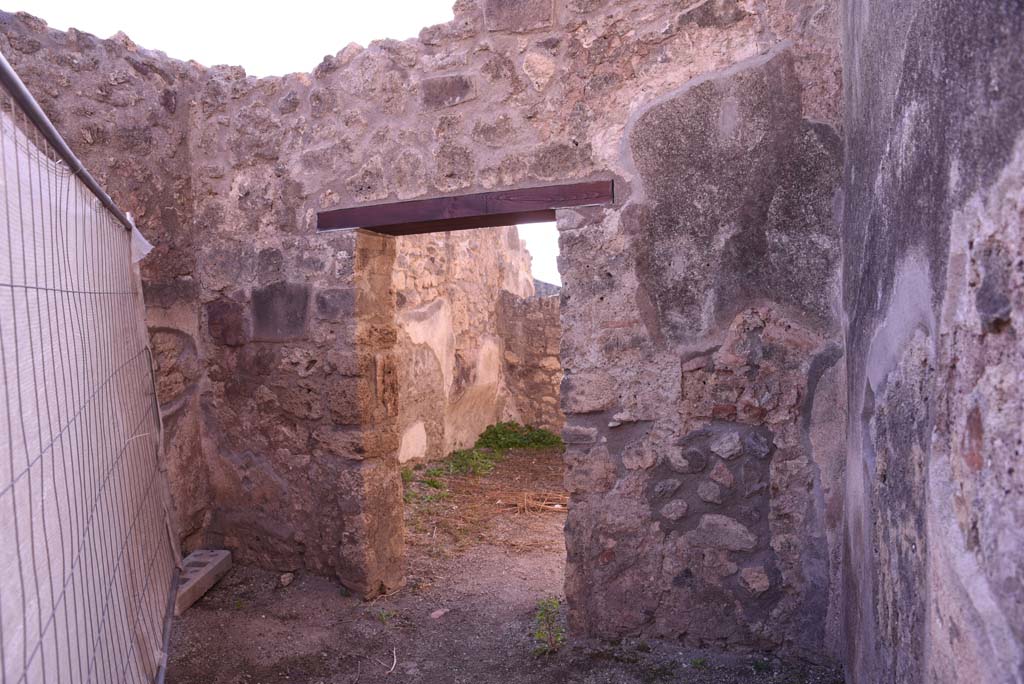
[{"left": 0, "top": 54, "right": 178, "bottom": 684}]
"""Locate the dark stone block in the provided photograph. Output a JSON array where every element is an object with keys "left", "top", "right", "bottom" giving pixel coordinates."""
[
  {"left": 743, "top": 432, "right": 773, "bottom": 460},
  {"left": 315, "top": 288, "right": 356, "bottom": 322},
  {"left": 421, "top": 75, "right": 476, "bottom": 110},
  {"left": 677, "top": 0, "right": 748, "bottom": 28},
  {"left": 206, "top": 298, "right": 249, "bottom": 346},
  {"left": 326, "top": 377, "right": 361, "bottom": 425},
  {"left": 143, "top": 279, "right": 199, "bottom": 309},
  {"left": 252, "top": 282, "right": 310, "bottom": 342},
  {"left": 484, "top": 0, "right": 553, "bottom": 32},
  {"left": 278, "top": 90, "right": 300, "bottom": 114},
  {"left": 257, "top": 248, "right": 284, "bottom": 284},
  {"left": 669, "top": 446, "right": 708, "bottom": 474},
  {"left": 976, "top": 241, "right": 1013, "bottom": 333},
  {"left": 653, "top": 479, "right": 682, "bottom": 499}
]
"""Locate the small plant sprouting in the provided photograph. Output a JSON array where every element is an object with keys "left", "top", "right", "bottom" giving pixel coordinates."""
[
  {"left": 690, "top": 657, "right": 709, "bottom": 671},
  {"left": 374, "top": 608, "right": 397, "bottom": 625},
  {"left": 752, "top": 658, "right": 771, "bottom": 673},
  {"left": 400, "top": 467, "right": 414, "bottom": 484},
  {"left": 532, "top": 597, "right": 565, "bottom": 656}
]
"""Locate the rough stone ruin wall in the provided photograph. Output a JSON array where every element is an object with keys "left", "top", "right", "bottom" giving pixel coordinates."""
[
  {"left": 0, "top": 0, "right": 847, "bottom": 657},
  {"left": 496, "top": 290, "right": 564, "bottom": 432},
  {"left": 840, "top": 1, "right": 1024, "bottom": 682},
  {"left": 392, "top": 225, "right": 552, "bottom": 464},
  {"left": 6, "top": 0, "right": 1024, "bottom": 679}
]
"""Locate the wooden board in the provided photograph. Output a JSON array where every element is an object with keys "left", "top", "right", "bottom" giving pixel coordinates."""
[
  {"left": 317, "top": 180, "right": 614, "bottom": 236},
  {"left": 174, "top": 549, "right": 232, "bottom": 616}
]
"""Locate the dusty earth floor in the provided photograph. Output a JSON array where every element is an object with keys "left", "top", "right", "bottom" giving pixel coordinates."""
[{"left": 166, "top": 449, "right": 844, "bottom": 684}]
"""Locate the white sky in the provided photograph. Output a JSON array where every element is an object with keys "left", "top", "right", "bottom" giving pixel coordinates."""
[{"left": 17, "top": 0, "right": 563, "bottom": 285}]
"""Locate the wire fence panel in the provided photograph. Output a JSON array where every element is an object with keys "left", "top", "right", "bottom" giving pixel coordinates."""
[{"left": 0, "top": 78, "right": 178, "bottom": 683}]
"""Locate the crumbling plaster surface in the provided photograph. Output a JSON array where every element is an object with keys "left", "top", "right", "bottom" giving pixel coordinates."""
[
  {"left": 2, "top": 0, "right": 851, "bottom": 660},
  {"left": 840, "top": 1, "right": 1024, "bottom": 682}
]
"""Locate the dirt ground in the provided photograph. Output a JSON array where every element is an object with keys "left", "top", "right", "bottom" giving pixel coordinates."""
[{"left": 165, "top": 449, "right": 844, "bottom": 684}]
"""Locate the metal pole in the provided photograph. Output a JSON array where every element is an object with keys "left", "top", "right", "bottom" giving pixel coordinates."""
[{"left": 0, "top": 49, "right": 134, "bottom": 232}]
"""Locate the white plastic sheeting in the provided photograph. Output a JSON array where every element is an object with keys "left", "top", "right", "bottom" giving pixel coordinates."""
[{"left": 0, "top": 91, "right": 177, "bottom": 682}]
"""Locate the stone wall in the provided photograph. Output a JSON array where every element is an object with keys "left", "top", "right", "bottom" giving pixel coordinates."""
[
  {"left": 840, "top": 1, "right": 1024, "bottom": 682},
  {"left": 560, "top": 47, "right": 845, "bottom": 657},
  {"left": 392, "top": 225, "right": 536, "bottom": 464},
  {"left": 2, "top": 0, "right": 848, "bottom": 654},
  {"left": 497, "top": 291, "right": 564, "bottom": 432},
  {"left": 9, "top": 1, "right": 1024, "bottom": 677}
]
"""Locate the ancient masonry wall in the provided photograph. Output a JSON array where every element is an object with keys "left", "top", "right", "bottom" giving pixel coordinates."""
[
  {"left": 496, "top": 290, "right": 564, "bottom": 433},
  {"left": 8, "top": 0, "right": 1024, "bottom": 677},
  {"left": 840, "top": 1, "right": 1024, "bottom": 682},
  {"left": 392, "top": 225, "right": 540, "bottom": 464},
  {"left": 1, "top": 0, "right": 848, "bottom": 658}
]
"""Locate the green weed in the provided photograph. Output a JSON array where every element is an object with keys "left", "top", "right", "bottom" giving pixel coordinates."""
[
  {"left": 532, "top": 597, "right": 566, "bottom": 656},
  {"left": 475, "top": 422, "right": 563, "bottom": 450},
  {"left": 374, "top": 608, "right": 397, "bottom": 625},
  {"left": 447, "top": 448, "right": 502, "bottom": 476}
]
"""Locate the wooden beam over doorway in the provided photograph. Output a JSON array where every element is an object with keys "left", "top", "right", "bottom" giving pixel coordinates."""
[{"left": 316, "top": 180, "right": 614, "bottom": 236}]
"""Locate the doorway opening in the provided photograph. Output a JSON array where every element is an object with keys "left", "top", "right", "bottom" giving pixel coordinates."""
[{"left": 391, "top": 219, "right": 567, "bottom": 643}]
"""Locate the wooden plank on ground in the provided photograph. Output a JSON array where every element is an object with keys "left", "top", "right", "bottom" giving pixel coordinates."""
[{"left": 174, "top": 549, "right": 232, "bottom": 616}]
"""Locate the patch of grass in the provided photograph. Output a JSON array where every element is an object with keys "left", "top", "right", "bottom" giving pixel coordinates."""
[
  {"left": 475, "top": 422, "right": 563, "bottom": 451},
  {"left": 752, "top": 658, "right": 772, "bottom": 673},
  {"left": 532, "top": 597, "right": 566, "bottom": 656},
  {"left": 424, "top": 466, "right": 446, "bottom": 478},
  {"left": 447, "top": 447, "right": 502, "bottom": 476},
  {"left": 420, "top": 476, "right": 446, "bottom": 490},
  {"left": 400, "top": 467, "right": 414, "bottom": 484},
  {"left": 690, "top": 657, "right": 709, "bottom": 671},
  {"left": 444, "top": 422, "right": 563, "bottom": 477}
]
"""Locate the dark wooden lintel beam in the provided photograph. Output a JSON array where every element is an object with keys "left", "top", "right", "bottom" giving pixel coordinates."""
[{"left": 316, "top": 180, "right": 613, "bottom": 236}]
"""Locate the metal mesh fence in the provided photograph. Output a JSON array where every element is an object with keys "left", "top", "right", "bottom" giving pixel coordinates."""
[{"left": 0, "top": 63, "right": 178, "bottom": 683}]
